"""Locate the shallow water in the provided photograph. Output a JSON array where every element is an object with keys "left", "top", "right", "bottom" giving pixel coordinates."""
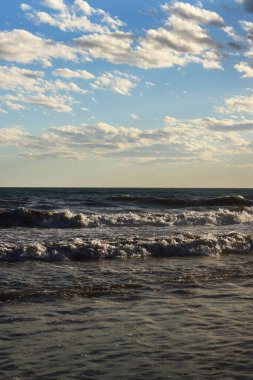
[
  {"left": 0, "top": 188, "right": 253, "bottom": 379},
  {"left": 1, "top": 256, "right": 253, "bottom": 379}
]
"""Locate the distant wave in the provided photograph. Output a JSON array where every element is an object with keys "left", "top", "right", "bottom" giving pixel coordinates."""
[
  {"left": 0, "top": 232, "right": 252, "bottom": 261},
  {"left": 0, "top": 207, "right": 253, "bottom": 228},
  {"left": 109, "top": 195, "right": 253, "bottom": 208}
]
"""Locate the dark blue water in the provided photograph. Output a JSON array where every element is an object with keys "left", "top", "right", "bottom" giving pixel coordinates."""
[{"left": 0, "top": 187, "right": 252, "bottom": 212}]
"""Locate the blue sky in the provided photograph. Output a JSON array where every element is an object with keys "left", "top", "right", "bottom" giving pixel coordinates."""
[{"left": 0, "top": 0, "right": 253, "bottom": 187}]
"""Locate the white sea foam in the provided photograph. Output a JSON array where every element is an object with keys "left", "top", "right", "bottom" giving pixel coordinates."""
[
  {"left": 1, "top": 207, "right": 253, "bottom": 228},
  {"left": 0, "top": 232, "right": 252, "bottom": 261}
]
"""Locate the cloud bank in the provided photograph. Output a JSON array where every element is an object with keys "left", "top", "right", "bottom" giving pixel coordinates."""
[{"left": 0, "top": 116, "right": 252, "bottom": 163}]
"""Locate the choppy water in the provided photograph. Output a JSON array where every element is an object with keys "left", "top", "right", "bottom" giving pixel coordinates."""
[{"left": 0, "top": 188, "right": 253, "bottom": 379}]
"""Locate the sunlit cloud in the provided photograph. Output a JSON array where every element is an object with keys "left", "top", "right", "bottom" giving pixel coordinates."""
[
  {"left": 216, "top": 95, "right": 253, "bottom": 114},
  {"left": 234, "top": 62, "right": 253, "bottom": 77},
  {"left": 22, "top": 0, "right": 124, "bottom": 33},
  {"left": 0, "top": 115, "right": 252, "bottom": 163},
  {"left": 90, "top": 71, "right": 138, "bottom": 95},
  {"left": 75, "top": 1, "right": 226, "bottom": 70},
  {"left": 0, "top": 29, "right": 79, "bottom": 66},
  {"left": 53, "top": 68, "right": 94, "bottom": 80}
]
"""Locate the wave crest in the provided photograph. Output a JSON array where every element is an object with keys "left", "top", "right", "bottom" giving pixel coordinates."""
[
  {"left": 0, "top": 232, "right": 252, "bottom": 261},
  {"left": 0, "top": 207, "right": 253, "bottom": 228}
]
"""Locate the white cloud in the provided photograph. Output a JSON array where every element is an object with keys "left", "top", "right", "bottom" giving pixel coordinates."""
[
  {"left": 0, "top": 125, "right": 86, "bottom": 159},
  {"left": 161, "top": 2, "right": 224, "bottom": 26},
  {"left": 17, "top": 1, "right": 227, "bottom": 72},
  {"left": 4, "top": 101, "right": 26, "bottom": 111},
  {"left": 53, "top": 68, "right": 94, "bottom": 79},
  {"left": 20, "top": 3, "right": 31, "bottom": 11},
  {"left": 0, "top": 29, "right": 78, "bottom": 66},
  {"left": 163, "top": 116, "right": 177, "bottom": 123},
  {"left": 162, "top": 116, "right": 251, "bottom": 155},
  {"left": 239, "top": 20, "right": 253, "bottom": 58},
  {"left": 74, "top": 0, "right": 93, "bottom": 15},
  {"left": 20, "top": 150, "right": 87, "bottom": 160},
  {"left": 75, "top": 2, "right": 224, "bottom": 70},
  {"left": 227, "top": 20, "right": 253, "bottom": 77},
  {"left": 75, "top": 31, "right": 134, "bottom": 64},
  {"left": 0, "top": 126, "right": 31, "bottom": 145},
  {"left": 0, "top": 66, "right": 45, "bottom": 92},
  {"left": 24, "top": 0, "right": 124, "bottom": 33},
  {"left": 14, "top": 0, "right": 246, "bottom": 76},
  {"left": 20, "top": 94, "right": 74, "bottom": 113},
  {"left": 1, "top": 115, "right": 251, "bottom": 162},
  {"left": 43, "top": 0, "right": 66, "bottom": 11},
  {"left": 240, "top": 20, "right": 253, "bottom": 34},
  {"left": 234, "top": 62, "right": 253, "bottom": 77},
  {"left": 0, "top": 66, "right": 140, "bottom": 113},
  {"left": 222, "top": 26, "right": 242, "bottom": 41},
  {"left": 0, "top": 65, "right": 91, "bottom": 112},
  {"left": 216, "top": 95, "right": 253, "bottom": 114},
  {"left": 187, "top": 116, "right": 253, "bottom": 131},
  {"left": 90, "top": 71, "right": 138, "bottom": 95},
  {"left": 1, "top": 93, "right": 73, "bottom": 113},
  {"left": 53, "top": 80, "right": 88, "bottom": 94}
]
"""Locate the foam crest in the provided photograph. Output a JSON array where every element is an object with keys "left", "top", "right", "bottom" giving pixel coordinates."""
[
  {"left": 0, "top": 232, "right": 252, "bottom": 261},
  {"left": 0, "top": 207, "right": 253, "bottom": 228}
]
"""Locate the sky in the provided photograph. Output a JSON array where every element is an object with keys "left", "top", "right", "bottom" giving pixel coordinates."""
[{"left": 0, "top": 0, "right": 253, "bottom": 187}]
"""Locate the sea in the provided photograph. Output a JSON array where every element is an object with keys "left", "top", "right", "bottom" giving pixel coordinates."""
[{"left": 0, "top": 188, "right": 253, "bottom": 379}]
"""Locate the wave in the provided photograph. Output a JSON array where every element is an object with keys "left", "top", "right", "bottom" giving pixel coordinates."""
[
  {"left": 0, "top": 232, "right": 252, "bottom": 261},
  {"left": 0, "top": 207, "right": 253, "bottom": 228},
  {"left": 109, "top": 195, "right": 253, "bottom": 208}
]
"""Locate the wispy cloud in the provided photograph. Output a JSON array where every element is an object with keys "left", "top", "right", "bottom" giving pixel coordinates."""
[
  {"left": 53, "top": 68, "right": 94, "bottom": 79},
  {"left": 90, "top": 71, "right": 138, "bottom": 95},
  {"left": 1, "top": 93, "right": 74, "bottom": 113},
  {"left": 22, "top": 0, "right": 124, "bottom": 33}
]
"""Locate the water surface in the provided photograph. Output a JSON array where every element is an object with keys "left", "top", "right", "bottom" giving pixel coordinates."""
[{"left": 0, "top": 188, "right": 252, "bottom": 379}]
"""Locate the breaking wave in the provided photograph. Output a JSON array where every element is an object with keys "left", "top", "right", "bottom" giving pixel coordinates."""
[
  {"left": 0, "top": 207, "right": 253, "bottom": 228},
  {"left": 0, "top": 232, "right": 252, "bottom": 261}
]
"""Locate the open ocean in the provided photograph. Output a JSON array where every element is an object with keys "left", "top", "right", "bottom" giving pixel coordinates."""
[{"left": 0, "top": 188, "right": 253, "bottom": 379}]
